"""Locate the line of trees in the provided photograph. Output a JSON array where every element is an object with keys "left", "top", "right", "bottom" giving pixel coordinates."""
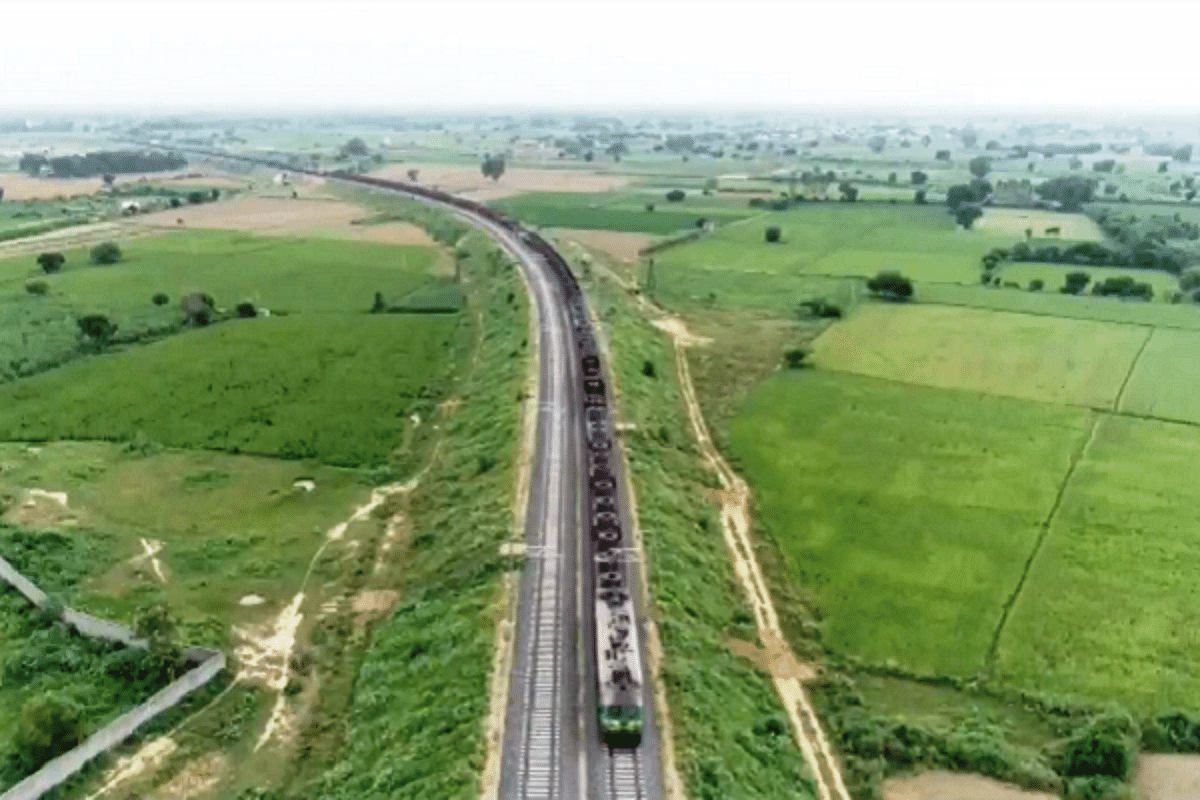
[{"left": 18, "top": 150, "right": 187, "bottom": 179}]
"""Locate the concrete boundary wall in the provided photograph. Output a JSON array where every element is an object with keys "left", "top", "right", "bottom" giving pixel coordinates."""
[{"left": 0, "top": 553, "right": 225, "bottom": 800}]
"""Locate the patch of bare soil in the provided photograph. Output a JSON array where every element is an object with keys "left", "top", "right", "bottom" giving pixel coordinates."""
[
  {"left": 151, "top": 751, "right": 228, "bottom": 800},
  {"left": 371, "top": 163, "right": 628, "bottom": 201},
  {"left": 0, "top": 219, "right": 159, "bottom": 259},
  {"left": 882, "top": 770, "right": 1055, "bottom": 800},
  {"left": 558, "top": 228, "right": 654, "bottom": 262},
  {"left": 86, "top": 736, "right": 178, "bottom": 799},
  {"left": 1136, "top": 753, "right": 1200, "bottom": 800},
  {"left": 0, "top": 171, "right": 242, "bottom": 201},
  {"left": 3, "top": 488, "right": 79, "bottom": 528}
]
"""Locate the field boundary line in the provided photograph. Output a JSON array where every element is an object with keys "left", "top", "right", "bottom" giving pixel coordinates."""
[
  {"left": 1112, "top": 326, "right": 1155, "bottom": 413},
  {"left": 986, "top": 412, "right": 1101, "bottom": 667}
]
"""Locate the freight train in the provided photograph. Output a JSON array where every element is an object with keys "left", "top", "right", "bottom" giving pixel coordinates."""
[{"left": 177, "top": 148, "right": 645, "bottom": 745}]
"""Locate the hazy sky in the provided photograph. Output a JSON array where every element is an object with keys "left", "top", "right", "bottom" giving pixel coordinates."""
[{"left": 3, "top": 0, "right": 1197, "bottom": 113}]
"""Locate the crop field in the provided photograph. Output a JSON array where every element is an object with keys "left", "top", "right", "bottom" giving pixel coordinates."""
[
  {"left": 994, "top": 261, "right": 1181, "bottom": 298},
  {"left": 653, "top": 204, "right": 1019, "bottom": 311},
  {"left": 0, "top": 230, "right": 436, "bottom": 314},
  {"left": 974, "top": 208, "right": 1106, "bottom": 240},
  {"left": 919, "top": 282, "right": 1200, "bottom": 329},
  {"left": 1116, "top": 327, "right": 1200, "bottom": 424},
  {"left": 729, "top": 369, "right": 1090, "bottom": 676},
  {"left": 0, "top": 313, "right": 461, "bottom": 467},
  {"left": 810, "top": 303, "right": 1149, "bottom": 408},
  {"left": 994, "top": 414, "right": 1200, "bottom": 711},
  {"left": 490, "top": 190, "right": 755, "bottom": 234}
]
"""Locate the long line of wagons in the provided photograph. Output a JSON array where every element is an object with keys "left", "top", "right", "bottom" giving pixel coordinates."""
[{"left": 194, "top": 153, "right": 645, "bottom": 746}]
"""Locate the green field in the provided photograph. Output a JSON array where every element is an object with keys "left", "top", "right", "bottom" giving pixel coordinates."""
[
  {"left": 1117, "top": 327, "right": 1200, "bottom": 423},
  {"left": 0, "top": 230, "right": 444, "bottom": 386},
  {"left": 730, "top": 370, "right": 1089, "bottom": 676},
  {"left": 653, "top": 204, "right": 1018, "bottom": 311},
  {"left": 490, "top": 190, "right": 754, "bottom": 234},
  {"left": 995, "top": 261, "right": 1181, "bottom": 299},
  {"left": 995, "top": 414, "right": 1200, "bottom": 711},
  {"left": 0, "top": 313, "right": 461, "bottom": 467}
]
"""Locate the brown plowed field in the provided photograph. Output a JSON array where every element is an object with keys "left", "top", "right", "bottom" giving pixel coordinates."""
[
  {"left": 882, "top": 771, "right": 1055, "bottom": 800},
  {"left": 557, "top": 229, "right": 653, "bottom": 262},
  {"left": 371, "top": 163, "right": 628, "bottom": 201},
  {"left": 0, "top": 171, "right": 246, "bottom": 201}
]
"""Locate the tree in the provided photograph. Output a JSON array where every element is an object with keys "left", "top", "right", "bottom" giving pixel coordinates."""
[
  {"left": 1159, "top": 161, "right": 1170, "bottom": 174},
  {"left": 342, "top": 137, "right": 369, "bottom": 157},
  {"left": 371, "top": 291, "right": 386, "bottom": 313},
  {"left": 134, "top": 602, "right": 182, "bottom": 677},
  {"left": 181, "top": 292, "right": 215, "bottom": 326},
  {"left": 1062, "top": 271, "right": 1091, "bottom": 294},
  {"left": 935, "top": 150, "right": 951, "bottom": 161},
  {"left": 407, "top": 169, "right": 419, "bottom": 182},
  {"left": 0, "top": 187, "right": 5, "bottom": 201},
  {"left": 89, "top": 241, "right": 121, "bottom": 265},
  {"left": 152, "top": 292, "right": 169, "bottom": 306},
  {"left": 838, "top": 182, "right": 858, "bottom": 202},
  {"left": 914, "top": 189, "right": 927, "bottom": 205},
  {"left": 867, "top": 135, "right": 886, "bottom": 153},
  {"left": 783, "top": 348, "right": 809, "bottom": 369},
  {"left": 1174, "top": 144, "right": 1193, "bottom": 163},
  {"left": 665, "top": 189, "right": 685, "bottom": 202},
  {"left": 25, "top": 280, "right": 48, "bottom": 296},
  {"left": 235, "top": 302, "right": 257, "bottom": 318},
  {"left": 187, "top": 190, "right": 205, "bottom": 204},
  {"left": 1029, "top": 279, "right": 1044, "bottom": 291},
  {"left": 968, "top": 155, "right": 992, "bottom": 178},
  {"left": 961, "top": 131, "right": 977, "bottom": 148},
  {"left": 481, "top": 155, "right": 506, "bottom": 181},
  {"left": 955, "top": 206, "right": 983, "bottom": 229},
  {"left": 866, "top": 271, "right": 914, "bottom": 301},
  {"left": 1093, "top": 159, "right": 1116, "bottom": 173},
  {"left": 76, "top": 313, "right": 117, "bottom": 344},
  {"left": 1035, "top": 176, "right": 1096, "bottom": 211},
  {"left": 14, "top": 693, "right": 86, "bottom": 771},
  {"left": 765, "top": 226, "right": 781, "bottom": 243},
  {"left": 36, "top": 252, "right": 65, "bottom": 274}
]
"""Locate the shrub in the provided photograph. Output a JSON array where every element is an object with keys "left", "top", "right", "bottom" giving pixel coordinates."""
[
  {"left": 1060, "top": 710, "right": 1137, "bottom": 779},
  {"left": 76, "top": 313, "right": 117, "bottom": 343},
  {"left": 187, "top": 190, "right": 205, "bottom": 204},
  {"left": 14, "top": 693, "right": 86, "bottom": 771},
  {"left": 152, "top": 292, "right": 169, "bottom": 306},
  {"left": 1029, "top": 279, "right": 1045, "bottom": 291},
  {"left": 866, "top": 271, "right": 914, "bottom": 301},
  {"left": 665, "top": 189, "right": 685, "bottom": 202},
  {"left": 89, "top": 241, "right": 121, "bottom": 265},
  {"left": 235, "top": 302, "right": 257, "bottom": 318},
  {"left": 642, "top": 360, "right": 656, "bottom": 378},
  {"left": 645, "top": 203, "right": 655, "bottom": 212},
  {"left": 783, "top": 348, "right": 809, "bottom": 369},
  {"left": 765, "top": 226, "right": 781, "bottom": 243},
  {"left": 36, "top": 252, "right": 65, "bottom": 273},
  {"left": 371, "top": 291, "right": 386, "bottom": 313}
]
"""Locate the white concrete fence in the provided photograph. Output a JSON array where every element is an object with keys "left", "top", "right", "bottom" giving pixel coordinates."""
[{"left": 0, "top": 554, "right": 225, "bottom": 800}]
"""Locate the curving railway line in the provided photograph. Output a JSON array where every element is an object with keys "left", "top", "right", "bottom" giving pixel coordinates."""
[{"left": 159, "top": 147, "right": 662, "bottom": 800}]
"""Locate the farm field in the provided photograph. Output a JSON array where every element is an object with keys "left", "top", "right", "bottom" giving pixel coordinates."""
[
  {"left": 653, "top": 204, "right": 1020, "bottom": 311},
  {"left": 370, "top": 162, "right": 629, "bottom": 201},
  {"left": 974, "top": 207, "right": 1106, "bottom": 240},
  {"left": 810, "top": 303, "right": 1150, "bottom": 408},
  {"left": 995, "top": 414, "right": 1200, "bottom": 711},
  {"left": 1116, "top": 327, "right": 1200, "bottom": 424},
  {"left": 995, "top": 261, "right": 1181, "bottom": 298},
  {"left": 729, "top": 369, "right": 1089, "bottom": 676},
  {"left": 490, "top": 190, "right": 754, "bottom": 234},
  {"left": 0, "top": 313, "right": 462, "bottom": 467}
]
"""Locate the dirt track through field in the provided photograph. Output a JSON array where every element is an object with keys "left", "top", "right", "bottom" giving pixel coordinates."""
[{"left": 658, "top": 313, "right": 851, "bottom": 800}]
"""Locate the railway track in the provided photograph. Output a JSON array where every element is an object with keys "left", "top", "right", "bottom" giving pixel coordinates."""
[{"left": 136, "top": 144, "right": 657, "bottom": 800}]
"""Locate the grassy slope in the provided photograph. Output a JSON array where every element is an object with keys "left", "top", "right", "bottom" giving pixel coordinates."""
[
  {"left": 729, "top": 370, "right": 1089, "bottom": 676},
  {"left": 309, "top": 229, "right": 528, "bottom": 800},
  {"left": 588, "top": 278, "right": 816, "bottom": 799}
]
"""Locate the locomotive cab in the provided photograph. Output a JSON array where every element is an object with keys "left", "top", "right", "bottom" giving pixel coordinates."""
[{"left": 598, "top": 704, "right": 644, "bottom": 747}]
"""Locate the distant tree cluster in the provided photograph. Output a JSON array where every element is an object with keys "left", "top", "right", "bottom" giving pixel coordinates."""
[
  {"left": 1035, "top": 175, "right": 1096, "bottom": 211},
  {"left": 18, "top": 149, "right": 186, "bottom": 178},
  {"left": 866, "top": 271, "right": 913, "bottom": 301}
]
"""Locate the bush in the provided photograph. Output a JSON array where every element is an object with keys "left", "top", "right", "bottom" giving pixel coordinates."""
[
  {"left": 187, "top": 190, "right": 205, "bottom": 204},
  {"left": 76, "top": 314, "right": 117, "bottom": 343},
  {"left": 152, "top": 292, "right": 169, "bottom": 306},
  {"left": 866, "top": 271, "right": 914, "bottom": 301},
  {"left": 642, "top": 360, "right": 656, "bottom": 378},
  {"left": 783, "top": 348, "right": 809, "bottom": 369},
  {"left": 1060, "top": 710, "right": 1137, "bottom": 779},
  {"left": 25, "top": 280, "right": 48, "bottom": 296},
  {"left": 645, "top": 203, "right": 655, "bottom": 212},
  {"left": 665, "top": 189, "right": 685, "bottom": 202},
  {"left": 14, "top": 693, "right": 86, "bottom": 771},
  {"left": 1029, "top": 279, "right": 1045, "bottom": 291},
  {"left": 765, "top": 226, "right": 781, "bottom": 243},
  {"left": 89, "top": 241, "right": 121, "bottom": 265},
  {"left": 36, "top": 252, "right": 65, "bottom": 273},
  {"left": 235, "top": 302, "right": 257, "bottom": 318}
]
